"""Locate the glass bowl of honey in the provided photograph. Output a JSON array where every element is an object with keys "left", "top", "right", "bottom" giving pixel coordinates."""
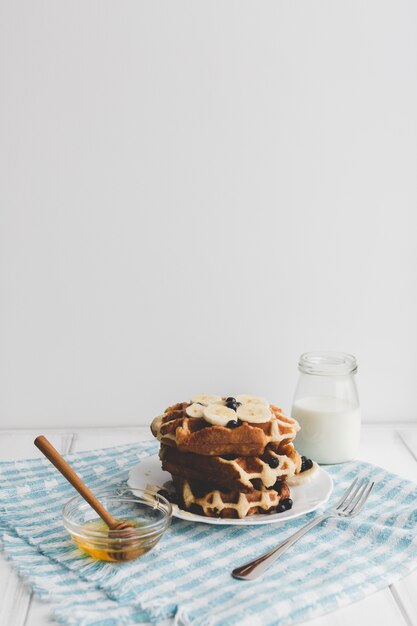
[{"left": 63, "top": 488, "right": 172, "bottom": 562}]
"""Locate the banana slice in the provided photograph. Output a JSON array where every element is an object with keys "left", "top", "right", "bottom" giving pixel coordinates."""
[
  {"left": 185, "top": 403, "right": 205, "bottom": 418},
  {"left": 236, "top": 403, "right": 272, "bottom": 423},
  {"left": 236, "top": 394, "right": 269, "bottom": 407},
  {"left": 202, "top": 404, "right": 237, "bottom": 426},
  {"left": 191, "top": 394, "right": 223, "bottom": 407}
]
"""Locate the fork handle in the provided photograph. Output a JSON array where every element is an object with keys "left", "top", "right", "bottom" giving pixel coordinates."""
[{"left": 232, "top": 514, "right": 329, "bottom": 581}]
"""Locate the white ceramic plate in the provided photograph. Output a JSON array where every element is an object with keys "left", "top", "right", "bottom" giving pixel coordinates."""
[{"left": 127, "top": 455, "right": 333, "bottom": 525}]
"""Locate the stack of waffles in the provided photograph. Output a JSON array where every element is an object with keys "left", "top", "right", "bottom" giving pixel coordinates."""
[{"left": 151, "top": 394, "right": 315, "bottom": 519}]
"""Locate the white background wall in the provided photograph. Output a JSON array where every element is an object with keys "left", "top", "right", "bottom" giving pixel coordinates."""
[{"left": 1, "top": 1, "right": 416, "bottom": 428}]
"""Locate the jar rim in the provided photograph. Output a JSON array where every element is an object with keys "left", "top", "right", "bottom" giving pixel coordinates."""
[{"left": 298, "top": 352, "right": 358, "bottom": 376}]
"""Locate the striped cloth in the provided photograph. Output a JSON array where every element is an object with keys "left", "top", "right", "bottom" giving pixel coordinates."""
[{"left": 1, "top": 441, "right": 417, "bottom": 626}]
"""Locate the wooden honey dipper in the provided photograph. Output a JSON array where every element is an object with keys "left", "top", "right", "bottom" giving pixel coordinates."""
[{"left": 34, "top": 435, "right": 136, "bottom": 559}]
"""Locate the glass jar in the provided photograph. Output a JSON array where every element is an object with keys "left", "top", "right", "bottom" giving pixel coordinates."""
[{"left": 291, "top": 352, "right": 361, "bottom": 464}]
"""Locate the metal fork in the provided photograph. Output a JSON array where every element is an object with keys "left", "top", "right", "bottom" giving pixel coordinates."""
[{"left": 232, "top": 477, "right": 374, "bottom": 581}]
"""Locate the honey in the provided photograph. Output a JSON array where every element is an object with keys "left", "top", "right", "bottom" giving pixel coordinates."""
[{"left": 71, "top": 519, "right": 150, "bottom": 562}]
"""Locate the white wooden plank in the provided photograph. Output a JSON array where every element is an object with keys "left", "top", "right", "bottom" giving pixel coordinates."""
[
  {"left": 390, "top": 571, "right": 417, "bottom": 626},
  {"left": 70, "top": 427, "right": 150, "bottom": 452},
  {"left": 388, "top": 429, "right": 417, "bottom": 626},
  {"left": 389, "top": 428, "right": 417, "bottom": 626},
  {"left": 23, "top": 599, "right": 54, "bottom": 626},
  {"left": 359, "top": 427, "right": 417, "bottom": 482},
  {"left": 397, "top": 429, "right": 417, "bottom": 463},
  {"left": 0, "top": 431, "right": 73, "bottom": 626},
  {"left": 303, "top": 587, "right": 408, "bottom": 626},
  {"left": 0, "top": 557, "right": 31, "bottom": 626},
  {"left": 2, "top": 426, "right": 416, "bottom": 626},
  {"left": 0, "top": 431, "right": 73, "bottom": 461}
]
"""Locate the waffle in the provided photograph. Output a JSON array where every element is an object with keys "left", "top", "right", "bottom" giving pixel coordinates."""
[
  {"left": 159, "top": 443, "right": 301, "bottom": 492},
  {"left": 151, "top": 403, "right": 300, "bottom": 456},
  {"left": 172, "top": 476, "right": 291, "bottom": 519}
]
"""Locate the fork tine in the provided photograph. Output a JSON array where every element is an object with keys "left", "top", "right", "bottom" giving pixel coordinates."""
[
  {"left": 334, "top": 478, "right": 358, "bottom": 509},
  {"left": 336, "top": 478, "right": 364, "bottom": 512},
  {"left": 349, "top": 481, "right": 375, "bottom": 517},
  {"left": 343, "top": 479, "right": 370, "bottom": 514}
]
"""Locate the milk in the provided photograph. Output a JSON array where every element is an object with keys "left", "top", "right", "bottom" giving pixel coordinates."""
[{"left": 292, "top": 396, "right": 361, "bottom": 464}]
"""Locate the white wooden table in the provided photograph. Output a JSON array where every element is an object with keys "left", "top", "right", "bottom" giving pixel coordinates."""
[{"left": 1, "top": 425, "right": 417, "bottom": 626}]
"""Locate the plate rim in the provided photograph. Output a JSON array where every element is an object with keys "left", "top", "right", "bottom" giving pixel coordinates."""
[{"left": 127, "top": 454, "right": 333, "bottom": 525}]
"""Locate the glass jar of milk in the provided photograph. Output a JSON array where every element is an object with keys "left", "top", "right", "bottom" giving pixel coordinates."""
[{"left": 291, "top": 352, "right": 361, "bottom": 464}]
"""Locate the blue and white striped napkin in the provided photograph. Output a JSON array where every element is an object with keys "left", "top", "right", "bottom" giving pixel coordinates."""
[{"left": 1, "top": 441, "right": 417, "bottom": 626}]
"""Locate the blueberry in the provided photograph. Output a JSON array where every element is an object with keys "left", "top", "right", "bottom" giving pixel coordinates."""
[
  {"left": 226, "top": 400, "right": 242, "bottom": 411},
  {"left": 301, "top": 457, "right": 313, "bottom": 472},
  {"left": 272, "top": 480, "right": 283, "bottom": 494},
  {"left": 281, "top": 498, "right": 293, "bottom": 511},
  {"left": 268, "top": 457, "right": 279, "bottom": 469},
  {"left": 227, "top": 420, "right": 239, "bottom": 429},
  {"left": 275, "top": 503, "right": 286, "bottom": 514}
]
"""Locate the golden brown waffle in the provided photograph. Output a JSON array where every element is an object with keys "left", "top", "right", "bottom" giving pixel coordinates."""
[
  {"left": 172, "top": 476, "right": 291, "bottom": 519},
  {"left": 151, "top": 404, "right": 300, "bottom": 456},
  {"left": 159, "top": 443, "right": 301, "bottom": 492}
]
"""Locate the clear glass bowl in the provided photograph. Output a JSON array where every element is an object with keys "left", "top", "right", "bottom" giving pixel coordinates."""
[{"left": 63, "top": 488, "right": 172, "bottom": 562}]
